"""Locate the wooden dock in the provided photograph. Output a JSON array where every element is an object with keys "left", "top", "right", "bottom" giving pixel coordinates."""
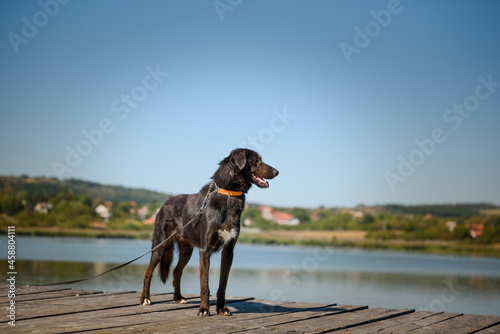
[{"left": 2, "top": 286, "right": 499, "bottom": 333}]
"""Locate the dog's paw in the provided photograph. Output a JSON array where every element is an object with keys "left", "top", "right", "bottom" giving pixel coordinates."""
[
  {"left": 197, "top": 307, "right": 210, "bottom": 317},
  {"left": 218, "top": 306, "right": 232, "bottom": 316},
  {"left": 174, "top": 294, "right": 187, "bottom": 304},
  {"left": 140, "top": 297, "right": 151, "bottom": 306}
]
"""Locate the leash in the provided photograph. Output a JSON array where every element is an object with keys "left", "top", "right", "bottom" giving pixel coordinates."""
[{"left": 26, "top": 182, "right": 220, "bottom": 287}]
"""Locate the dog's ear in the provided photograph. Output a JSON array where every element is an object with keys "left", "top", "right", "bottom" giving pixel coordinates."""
[{"left": 232, "top": 149, "right": 247, "bottom": 170}]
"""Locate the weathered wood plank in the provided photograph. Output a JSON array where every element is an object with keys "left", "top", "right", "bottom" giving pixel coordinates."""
[
  {"left": 11, "top": 297, "right": 193, "bottom": 333},
  {"left": 0, "top": 285, "right": 72, "bottom": 295},
  {"left": 164, "top": 301, "right": 343, "bottom": 334},
  {"left": 109, "top": 304, "right": 364, "bottom": 334},
  {"left": 0, "top": 289, "right": 102, "bottom": 304},
  {"left": 341, "top": 311, "right": 462, "bottom": 333},
  {"left": 474, "top": 324, "right": 500, "bottom": 333},
  {"left": 181, "top": 304, "right": 367, "bottom": 334},
  {"left": 250, "top": 307, "right": 415, "bottom": 333},
  {"left": 409, "top": 314, "right": 500, "bottom": 334},
  {"left": 12, "top": 301, "right": 199, "bottom": 333},
  {"left": 2, "top": 291, "right": 154, "bottom": 322},
  {"left": 12, "top": 295, "right": 253, "bottom": 334},
  {"left": 78, "top": 301, "right": 355, "bottom": 334}
]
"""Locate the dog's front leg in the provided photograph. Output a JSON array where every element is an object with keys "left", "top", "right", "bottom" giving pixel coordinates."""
[
  {"left": 198, "top": 248, "right": 211, "bottom": 317},
  {"left": 217, "top": 242, "right": 235, "bottom": 316}
]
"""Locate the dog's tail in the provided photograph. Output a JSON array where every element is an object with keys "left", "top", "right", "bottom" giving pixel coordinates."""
[{"left": 159, "top": 241, "right": 174, "bottom": 284}]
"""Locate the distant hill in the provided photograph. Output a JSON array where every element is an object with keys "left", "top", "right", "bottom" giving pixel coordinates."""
[{"left": 0, "top": 176, "right": 169, "bottom": 205}]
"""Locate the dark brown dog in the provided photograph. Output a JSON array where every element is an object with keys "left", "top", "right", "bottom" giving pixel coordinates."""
[{"left": 140, "top": 148, "right": 278, "bottom": 316}]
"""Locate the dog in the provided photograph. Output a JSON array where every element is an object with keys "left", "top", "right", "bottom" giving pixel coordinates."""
[{"left": 140, "top": 148, "right": 278, "bottom": 316}]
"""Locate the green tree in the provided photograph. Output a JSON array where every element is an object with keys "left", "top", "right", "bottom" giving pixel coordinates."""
[
  {"left": 33, "top": 189, "right": 46, "bottom": 203},
  {"left": 361, "top": 213, "right": 375, "bottom": 226},
  {"left": 291, "top": 207, "right": 311, "bottom": 224},
  {"left": 453, "top": 224, "right": 471, "bottom": 240},
  {"left": 79, "top": 193, "right": 93, "bottom": 207},
  {"left": 0, "top": 184, "right": 23, "bottom": 215}
]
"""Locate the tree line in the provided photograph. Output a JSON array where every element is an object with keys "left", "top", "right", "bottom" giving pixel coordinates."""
[
  {"left": 0, "top": 177, "right": 164, "bottom": 231},
  {"left": 1, "top": 176, "right": 499, "bottom": 245},
  {"left": 241, "top": 205, "right": 500, "bottom": 245}
]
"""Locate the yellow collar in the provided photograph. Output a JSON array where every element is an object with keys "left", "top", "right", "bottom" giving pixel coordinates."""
[{"left": 217, "top": 188, "right": 243, "bottom": 196}]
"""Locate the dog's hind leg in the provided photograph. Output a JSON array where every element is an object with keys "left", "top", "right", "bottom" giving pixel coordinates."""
[
  {"left": 140, "top": 250, "right": 161, "bottom": 306},
  {"left": 140, "top": 233, "right": 174, "bottom": 306},
  {"left": 173, "top": 240, "right": 193, "bottom": 304}
]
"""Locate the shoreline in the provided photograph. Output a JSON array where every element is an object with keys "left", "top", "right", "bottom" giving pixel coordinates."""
[{"left": 2, "top": 226, "right": 499, "bottom": 258}]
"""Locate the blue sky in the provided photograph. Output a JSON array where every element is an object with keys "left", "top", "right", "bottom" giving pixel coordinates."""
[{"left": 1, "top": 0, "right": 499, "bottom": 208}]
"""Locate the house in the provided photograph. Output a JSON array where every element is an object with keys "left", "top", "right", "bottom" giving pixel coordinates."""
[
  {"left": 138, "top": 206, "right": 149, "bottom": 220},
  {"left": 95, "top": 204, "right": 111, "bottom": 222},
  {"left": 353, "top": 211, "right": 364, "bottom": 218},
  {"left": 104, "top": 201, "right": 113, "bottom": 210},
  {"left": 34, "top": 202, "right": 53, "bottom": 214},
  {"left": 243, "top": 218, "right": 253, "bottom": 226},
  {"left": 272, "top": 211, "right": 300, "bottom": 226},
  {"left": 259, "top": 206, "right": 275, "bottom": 221},
  {"left": 446, "top": 221, "right": 457, "bottom": 232},
  {"left": 145, "top": 208, "right": 160, "bottom": 225},
  {"left": 470, "top": 224, "right": 484, "bottom": 239},
  {"left": 258, "top": 206, "right": 300, "bottom": 226}
]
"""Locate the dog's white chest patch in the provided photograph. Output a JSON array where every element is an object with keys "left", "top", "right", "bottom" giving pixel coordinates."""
[{"left": 218, "top": 228, "right": 237, "bottom": 245}]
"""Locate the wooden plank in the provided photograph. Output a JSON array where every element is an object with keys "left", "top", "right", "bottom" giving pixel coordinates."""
[
  {"left": 0, "top": 285, "right": 72, "bottom": 295},
  {"left": 105, "top": 304, "right": 364, "bottom": 334},
  {"left": 249, "top": 307, "right": 415, "bottom": 333},
  {"left": 409, "top": 314, "right": 500, "bottom": 334},
  {"left": 474, "top": 324, "right": 500, "bottom": 333},
  {"left": 1, "top": 291, "right": 153, "bottom": 322},
  {"left": 184, "top": 304, "right": 366, "bottom": 334},
  {"left": 71, "top": 294, "right": 253, "bottom": 323},
  {"left": 165, "top": 301, "right": 341, "bottom": 334},
  {"left": 12, "top": 299, "right": 201, "bottom": 333},
  {"left": 11, "top": 296, "right": 194, "bottom": 333},
  {"left": 12, "top": 294, "right": 254, "bottom": 334},
  {"left": 0, "top": 289, "right": 102, "bottom": 304},
  {"left": 76, "top": 301, "right": 354, "bottom": 334},
  {"left": 343, "top": 311, "right": 462, "bottom": 333}
]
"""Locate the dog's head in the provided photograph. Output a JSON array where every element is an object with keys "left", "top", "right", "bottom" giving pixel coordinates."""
[{"left": 213, "top": 148, "right": 279, "bottom": 192}]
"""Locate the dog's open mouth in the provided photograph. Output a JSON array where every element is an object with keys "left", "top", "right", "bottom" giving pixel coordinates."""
[{"left": 252, "top": 173, "right": 269, "bottom": 188}]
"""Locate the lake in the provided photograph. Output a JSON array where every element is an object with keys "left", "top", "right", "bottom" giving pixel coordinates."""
[{"left": 2, "top": 236, "right": 500, "bottom": 316}]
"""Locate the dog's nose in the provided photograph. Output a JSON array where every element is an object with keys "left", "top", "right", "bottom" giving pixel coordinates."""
[{"left": 273, "top": 169, "right": 279, "bottom": 177}]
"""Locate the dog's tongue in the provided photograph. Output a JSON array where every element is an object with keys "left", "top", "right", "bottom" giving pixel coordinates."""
[{"left": 254, "top": 174, "right": 269, "bottom": 188}]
